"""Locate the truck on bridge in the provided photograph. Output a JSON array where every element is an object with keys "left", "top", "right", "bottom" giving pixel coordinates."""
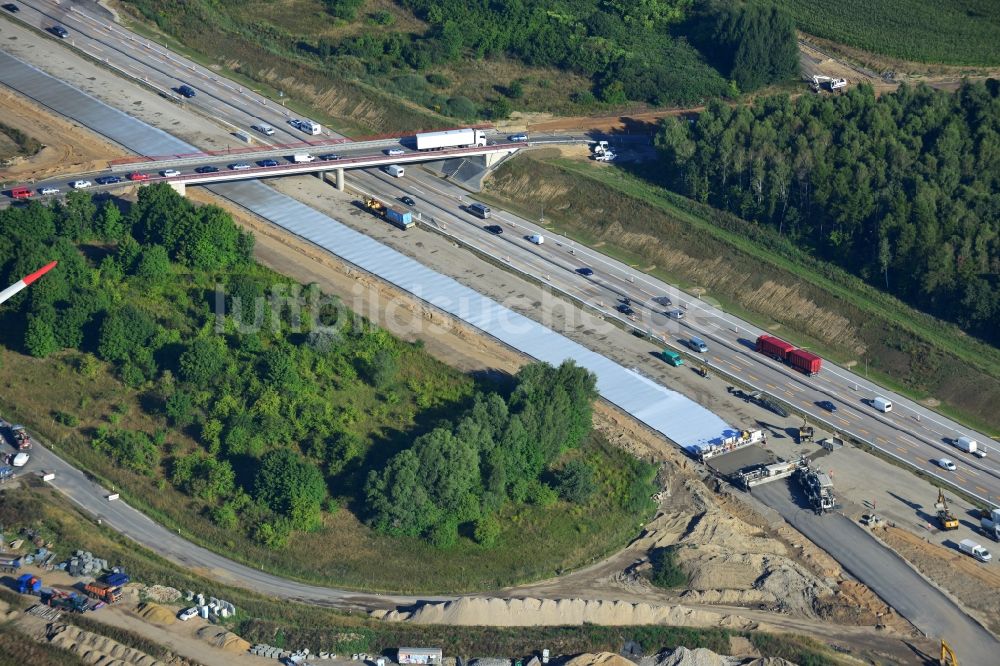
[{"left": 415, "top": 128, "right": 488, "bottom": 151}]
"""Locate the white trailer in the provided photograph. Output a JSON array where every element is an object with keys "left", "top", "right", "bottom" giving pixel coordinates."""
[
  {"left": 955, "top": 436, "right": 978, "bottom": 454},
  {"left": 415, "top": 128, "right": 487, "bottom": 151}
]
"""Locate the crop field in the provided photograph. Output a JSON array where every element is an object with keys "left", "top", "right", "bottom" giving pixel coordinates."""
[{"left": 765, "top": 0, "right": 1000, "bottom": 66}]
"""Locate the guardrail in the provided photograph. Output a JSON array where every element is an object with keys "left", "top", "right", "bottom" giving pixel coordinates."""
[{"left": 368, "top": 189, "right": 995, "bottom": 508}]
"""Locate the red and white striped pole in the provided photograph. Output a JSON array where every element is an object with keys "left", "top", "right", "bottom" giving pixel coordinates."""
[{"left": 0, "top": 261, "right": 58, "bottom": 306}]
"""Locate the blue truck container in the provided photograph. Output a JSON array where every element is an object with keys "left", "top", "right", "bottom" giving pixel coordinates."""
[
  {"left": 17, "top": 573, "right": 41, "bottom": 594},
  {"left": 386, "top": 206, "right": 414, "bottom": 230},
  {"left": 103, "top": 572, "right": 130, "bottom": 587},
  {"left": 0, "top": 554, "right": 22, "bottom": 572}
]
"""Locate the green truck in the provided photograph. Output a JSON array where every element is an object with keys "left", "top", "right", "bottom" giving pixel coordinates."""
[{"left": 661, "top": 349, "right": 683, "bottom": 367}]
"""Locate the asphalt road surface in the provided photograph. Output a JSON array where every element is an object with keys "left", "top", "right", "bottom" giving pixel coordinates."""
[
  {"left": 23, "top": 439, "right": 449, "bottom": 610},
  {"left": 753, "top": 480, "right": 1000, "bottom": 665},
  {"left": 4, "top": 0, "right": 997, "bottom": 507}
]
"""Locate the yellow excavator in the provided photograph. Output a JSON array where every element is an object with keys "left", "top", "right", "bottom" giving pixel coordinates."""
[
  {"left": 940, "top": 640, "right": 958, "bottom": 665},
  {"left": 935, "top": 488, "right": 959, "bottom": 530}
]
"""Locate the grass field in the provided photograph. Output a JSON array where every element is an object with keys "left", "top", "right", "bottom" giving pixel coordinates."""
[
  {"left": 482, "top": 153, "right": 1000, "bottom": 435},
  {"left": 0, "top": 485, "right": 845, "bottom": 665},
  {"left": 763, "top": 0, "right": 1000, "bottom": 66}
]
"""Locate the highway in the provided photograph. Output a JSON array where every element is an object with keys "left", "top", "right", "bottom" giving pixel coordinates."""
[{"left": 2, "top": 0, "right": 999, "bottom": 505}]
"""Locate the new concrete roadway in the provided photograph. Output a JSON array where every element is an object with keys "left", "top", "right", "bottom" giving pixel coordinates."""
[{"left": 4, "top": 0, "right": 997, "bottom": 508}]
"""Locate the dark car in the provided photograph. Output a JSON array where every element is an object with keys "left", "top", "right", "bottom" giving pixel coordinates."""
[
  {"left": 257, "top": 159, "right": 280, "bottom": 167},
  {"left": 577, "top": 267, "right": 594, "bottom": 276},
  {"left": 817, "top": 400, "right": 838, "bottom": 413},
  {"left": 616, "top": 304, "right": 635, "bottom": 316},
  {"left": 666, "top": 308, "right": 684, "bottom": 320},
  {"left": 318, "top": 153, "right": 340, "bottom": 161},
  {"left": 2, "top": 4, "right": 20, "bottom": 13},
  {"left": 176, "top": 85, "right": 197, "bottom": 98},
  {"left": 194, "top": 165, "right": 220, "bottom": 173},
  {"left": 400, "top": 196, "right": 416, "bottom": 206},
  {"left": 652, "top": 296, "right": 672, "bottom": 306},
  {"left": 95, "top": 175, "right": 122, "bottom": 185},
  {"left": 485, "top": 225, "right": 503, "bottom": 235},
  {"left": 50, "top": 25, "right": 69, "bottom": 38}
]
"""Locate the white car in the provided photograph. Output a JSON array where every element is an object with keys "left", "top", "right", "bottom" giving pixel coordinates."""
[
  {"left": 936, "top": 458, "right": 957, "bottom": 471},
  {"left": 71, "top": 180, "right": 92, "bottom": 189},
  {"left": 385, "top": 148, "right": 404, "bottom": 156},
  {"left": 177, "top": 607, "right": 198, "bottom": 621},
  {"left": 39, "top": 187, "right": 60, "bottom": 195},
  {"left": 161, "top": 169, "right": 181, "bottom": 177},
  {"left": 228, "top": 163, "right": 252, "bottom": 171},
  {"left": 12, "top": 452, "right": 29, "bottom": 467},
  {"left": 527, "top": 234, "right": 544, "bottom": 245}
]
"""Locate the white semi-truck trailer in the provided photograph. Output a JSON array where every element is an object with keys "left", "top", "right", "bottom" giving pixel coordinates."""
[{"left": 415, "top": 128, "right": 488, "bottom": 151}]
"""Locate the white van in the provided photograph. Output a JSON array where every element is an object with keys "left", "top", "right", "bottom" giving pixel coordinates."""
[
  {"left": 385, "top": 164, "right": 404, "bottom": 178},
  {"left": 292, "top": 153, "right": 316, "bottom": 163},
  {"left": 871, "top": 396, "right": 892, "bottom": 413},
  {"left": 528, "top": 234, "right": 544, "bottom": 245}
]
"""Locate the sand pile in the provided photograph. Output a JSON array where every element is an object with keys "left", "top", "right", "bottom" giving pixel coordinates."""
[
  {"left": 636, "top": 647, "right": 798, "bottom": 666},
  {"left": 379, "top": 597, "right": 756, "bottom": 629},
  {"left": 47, "top": 624, "right": 166, "bottom": 666},
  {"left": 138, "top": 602, "right": 176, "bottom": 626},
  {"left": 565, "top": 653, "right": 636, "bottom": 666},
  {"left": 197, "top": 626, "right": 251, "bottom": 653}
]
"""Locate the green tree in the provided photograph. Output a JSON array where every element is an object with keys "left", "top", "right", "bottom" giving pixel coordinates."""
[
  {"left": 650, "top": 546, "right": 687, "bottom": 588},
  {"left": 178, "top": 336, "right": 227, "bottom": 385},
  {"left": 254, "top": 448, "right": 327, "bottom": 531},
  {"left": 134, "top": 244, "right": 171, "bottom": 287},
  {"left": 555, "top": 458, "right": 597, "bottom": 503},
  {"left": 24, "top": 310, "right": 58, "bottom": 357},
  {"left": 96, "top": 201, "right": 125, "bottom": 241}
]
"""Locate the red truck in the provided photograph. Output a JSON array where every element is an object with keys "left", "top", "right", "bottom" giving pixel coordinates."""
[
  {"left": 9, "top": 186, "right": 32, "bottom": 199},
  {"left": 755, "top": 335, "right": 822, "bottom": 375},
  {"left": 788, "top": 348, "right": 822, "bottom": 375},
  {"left": 755, "top": 335, "right": 795, "bottom": 361}
]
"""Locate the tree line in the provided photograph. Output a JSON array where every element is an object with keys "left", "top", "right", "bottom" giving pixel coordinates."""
[
  {"left": 655, "top": 80, "right": 1000, "bottom": 343},
  {"left": 0, "top": 185, "right": 617, "bottom": 549}
]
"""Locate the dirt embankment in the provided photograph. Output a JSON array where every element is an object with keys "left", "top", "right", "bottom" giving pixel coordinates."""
[{"left": 0, "top": 86, "right": 125, "bottom": 182}]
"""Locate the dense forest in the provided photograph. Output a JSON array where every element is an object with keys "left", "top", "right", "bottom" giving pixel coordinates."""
[
  {"left": 656, "top": 81, "right": 1000, "bottom": 343},
  {"left": 0, "top": 185, "right": 637, "bottom": 549}
]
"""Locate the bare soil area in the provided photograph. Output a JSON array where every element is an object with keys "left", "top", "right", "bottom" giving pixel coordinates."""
[{"left": 0, "top": 87, "right": 125, "bottom": 182}]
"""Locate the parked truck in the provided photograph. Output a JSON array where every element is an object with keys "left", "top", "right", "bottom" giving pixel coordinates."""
[
  {"left": 364, "top": 197, "right": 414, "bottom": 230},
  {"left": 17, "top": 574, "right": 42, "bottom": 595},
  {"left": 958, "top": 538, "right": 992, "bottom": 562},
  {"left": 84, "top": 581, "right": 122, "bottom": 604},
  {"left": 415, "top": 128, "right": 488, "bottom": 151},
  {"left": 755, "top": 335, "right": 823, "bottom": 375},
  {"left": 11, "top": 424, "right": 31, "bottom": 450},
  {"left": 980, "top": 507, "right": 1000, "bottom": 541}
]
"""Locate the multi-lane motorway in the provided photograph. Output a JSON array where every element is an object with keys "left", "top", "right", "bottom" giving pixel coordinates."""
[{"left": 2, "top": 0, "right": 998, "bottom": 505}]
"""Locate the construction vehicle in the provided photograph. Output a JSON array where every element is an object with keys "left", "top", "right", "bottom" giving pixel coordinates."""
[
  {"left": 363, "top": 197, "right": 414, "bottom": 230},
  {"left": 591, "top": 140, "right": 616, "bottom": 162},
  {"left": 797, "top": 460, "right": 835, "bottom": 514},
  {"left": 84, "top": 581, "right": 122, "bottom": 604},
  {"left": 979, "top": 507, "right": 1000, "bottom": 541},
  {"left": 696, "top": 365, "right": 709, "bottom": 378},
  {"left": 798, "top": 421, "right": 815, "bottom": 444},
  {"left": 11, "top": 424, "right": 31, "bottom": 450},
  {"left": 935, "top": 488, "right": 959, "bottom": 530},
  {"left": 102, "top": 571, "right": 130, "bottom": 588},
  {"left": 46, "top": 590, "right": 88, "bottom": 613},
  {"left": 940, "top": 640, "right": 958, "bottom": 666},
  {"left": 17, "top": 574, "right": 41, "bottom": 595},
  {"left": 811, "top": 75, "right": 847, "bottom": 92}
]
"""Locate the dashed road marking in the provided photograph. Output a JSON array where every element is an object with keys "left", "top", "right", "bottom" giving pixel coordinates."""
[
  {"left": 978, "top": 486, "right": 989, "bottom": 494},
  {"left": 896, "top": 446, "right": 907, "bottom": 453},
  {"left": 858, "top": 428, "right": 869, "bottom": 435},
  {"left": 954, "top": 474, "right": 967, "bottom": 484},
  {"left": 876, "top": 436, "right": 887, "bottom": 444},
  {"left": 747, "top": 374, "right": 759, "bottom": 381}
]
